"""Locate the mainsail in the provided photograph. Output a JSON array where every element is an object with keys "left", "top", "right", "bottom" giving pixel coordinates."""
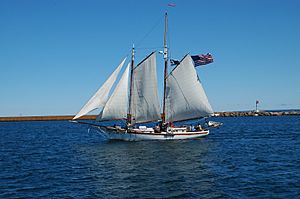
[
  {"left": 96, "top": 63, "right": 130, "bottom": 121},
  {"left": 165, "top": 55, "right": 213, "bottom": 122},
  {"left": 73, "top": 58, "right": 126, "bottom": 120},
  {"left": 130, "top": 52, "right": 161, "bottom": 124}
]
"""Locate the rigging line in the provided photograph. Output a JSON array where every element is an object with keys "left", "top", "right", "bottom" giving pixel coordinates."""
[{"left": 135, "top": 15, "right": 163, "bottom": 48}]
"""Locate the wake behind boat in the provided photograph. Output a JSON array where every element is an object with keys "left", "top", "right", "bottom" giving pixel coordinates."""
[{"left": 72, "top": 12, "right": 221, "bottom": 141}]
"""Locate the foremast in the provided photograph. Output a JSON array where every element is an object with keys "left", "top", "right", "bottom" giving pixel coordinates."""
[{"left": 162, "top": 12, "right": 168, "bottom": 124}]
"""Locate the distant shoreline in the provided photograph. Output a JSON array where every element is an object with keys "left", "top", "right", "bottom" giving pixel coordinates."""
[
  {"left": 213, "top": 111, "right": 300, "bottom": 117},
  {"left": 0, "top": 111, "right": 299, "bottom": 122},
  {"left": 0, "top": 115, "right": 96, "bottom": 122}
]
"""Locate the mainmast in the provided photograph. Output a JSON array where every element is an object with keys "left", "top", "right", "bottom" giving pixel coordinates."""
[
  {"left": 127, "top": 44, "right": 135, "bottom": 126},
  {"left": 162, "top": 12, "right": 168, "bottom": 124}
]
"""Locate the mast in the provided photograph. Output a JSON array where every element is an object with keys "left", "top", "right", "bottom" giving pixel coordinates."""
[
  {"left": 127, "top": 45, "right": 135, "bottom": 125},
  {"left": 162, "top": 12, "right": 168, "bottom": 124}
]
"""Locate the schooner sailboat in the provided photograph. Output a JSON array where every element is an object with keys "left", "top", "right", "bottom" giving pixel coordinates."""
[{"left": 72, "top": 13, "right": 219, "bottom": 141}]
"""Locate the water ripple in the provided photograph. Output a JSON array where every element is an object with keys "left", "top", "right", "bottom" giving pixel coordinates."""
[{"left": 1, "top": 116, "right": 300, "bottom": 198}]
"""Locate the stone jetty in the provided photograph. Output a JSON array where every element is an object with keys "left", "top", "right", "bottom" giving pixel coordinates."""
[
  {"left": 0, "top": 115, "right": 96, "bottom": 122},
  {"left": 214, "top": 111, "right": 300, "bottom": 117}
]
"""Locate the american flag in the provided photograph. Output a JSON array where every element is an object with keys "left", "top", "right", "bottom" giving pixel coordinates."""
[{"left": 191, "top": 53, "right": 214, "bottom": 67}]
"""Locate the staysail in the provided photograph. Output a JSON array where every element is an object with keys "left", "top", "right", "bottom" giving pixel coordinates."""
[
  {"left": 165, "top": 55, "right": 213, "bottom": 122},
  {"left": 73, "top": 58, "right": 126, "bottom": 120},
  {"left": 130, "top": 52, "right": 161, "bottom": 124},
  {"left": 96, "top": 63, "right": 130, "bottom": 121}
]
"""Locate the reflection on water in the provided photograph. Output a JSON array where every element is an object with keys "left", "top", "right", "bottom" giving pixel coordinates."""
[{"left": 79, "top": 140, "right": 222, "bottom": 198}]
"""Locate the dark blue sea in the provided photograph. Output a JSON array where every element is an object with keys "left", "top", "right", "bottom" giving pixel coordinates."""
[{"left": 1, "top": 116, "right": 300, "bottom": 198}]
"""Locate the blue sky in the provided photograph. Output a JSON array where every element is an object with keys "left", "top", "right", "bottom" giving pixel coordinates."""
[{"left": 0, "top": 0, "right": 299, "bottom": 116}]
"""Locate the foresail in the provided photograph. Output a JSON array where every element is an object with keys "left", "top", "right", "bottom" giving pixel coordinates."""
[
  {"left": 130, "top": 52, "right": 161, "bottom": 124},
  {"left": 96, "top": 63, "right": 130, "bottom": 121},
  {"left": 73, "top": 58, "right": 126, "bottom": 120},
  {"left": 165, "top": 55, "right": 213, "bottom": 122}
]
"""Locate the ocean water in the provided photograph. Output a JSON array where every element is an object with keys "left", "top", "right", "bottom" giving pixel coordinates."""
[{"left": 0, "top": 116, "right": 300, "bottom": 198}]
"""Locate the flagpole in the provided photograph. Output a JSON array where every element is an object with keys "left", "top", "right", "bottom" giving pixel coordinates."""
[{"left": 162, "top": 12, "right": 168, "bottom": 124}]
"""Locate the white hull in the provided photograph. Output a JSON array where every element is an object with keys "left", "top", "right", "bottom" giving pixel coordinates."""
[{"left": 95, "top": 126, "right": 209, "bottom": 141}]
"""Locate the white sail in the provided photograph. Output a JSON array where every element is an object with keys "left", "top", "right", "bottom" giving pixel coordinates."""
[
  {"left": 73, "top": 58, "right": 126, "bottom": 120},
  {"left": 96, "top": 63, "right": 130, "bottom": 121},
  {"left": 165, "top": 55, "right": 213, "bottom": 122},
  {"left": 130, "top": 52, "right": 161, "bottom": 124}
]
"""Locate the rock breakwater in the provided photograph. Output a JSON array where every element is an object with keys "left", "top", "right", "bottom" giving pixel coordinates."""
[{"left": 214, "top": 111, "right": 300, "bottom": 117}]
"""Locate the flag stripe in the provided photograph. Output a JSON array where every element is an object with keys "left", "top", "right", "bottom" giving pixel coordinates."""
[{"left": 191, "top": 53, "right": 214, "bottom": 66}]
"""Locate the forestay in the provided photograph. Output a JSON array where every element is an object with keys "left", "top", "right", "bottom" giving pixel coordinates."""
[
  {"left": 130, "top": 52, "right": 161, "bottom": 124},
  {"left": 96, "top": 63, "right": 130, "bottom": 121},
  {"left": 73, "top": 58, "right": 126, "bottom": 120},
  {"left": 165, "top": 55, "right": 213, "bottom": 122}
]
